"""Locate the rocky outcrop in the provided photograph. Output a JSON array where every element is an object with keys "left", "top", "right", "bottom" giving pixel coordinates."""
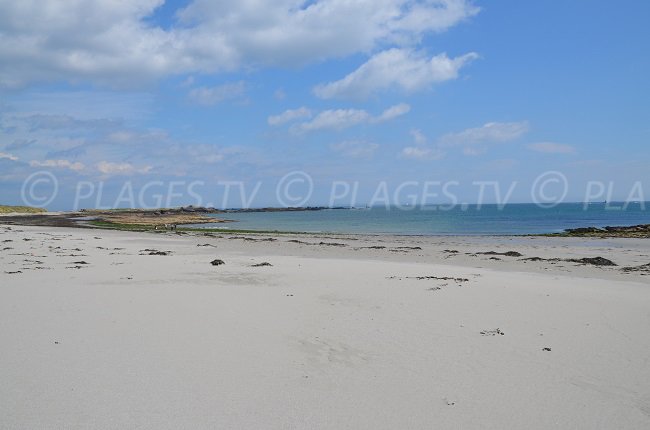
[{"left": 563, "top": 224, "right": 650, "bottom": 238}]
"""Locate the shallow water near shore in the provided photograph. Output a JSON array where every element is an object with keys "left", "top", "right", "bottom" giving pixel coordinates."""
[{"left": 197, "top": 203, "right": 650, "bottom": 235}]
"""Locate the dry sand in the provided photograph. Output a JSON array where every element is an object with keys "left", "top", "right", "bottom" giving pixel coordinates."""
[{"left": 1, "top": 225, "right": 649, "bottom": 429}]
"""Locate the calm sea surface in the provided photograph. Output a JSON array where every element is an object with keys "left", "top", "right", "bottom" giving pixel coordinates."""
[{"left": 197, "top": 203, "right": 649, "bottom": 236}]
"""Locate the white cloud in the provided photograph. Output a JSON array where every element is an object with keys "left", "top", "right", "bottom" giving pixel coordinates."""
[
  {"left": 400, "top": 128, "right": 444, "bottom": 160},
  {"left": 188, "top": 81, "right": 246, "bottom": 106},
  {"left": 0, "top": 0, "right": 179, "bottom": 87},
  {"left": 292, "top": 109, "right": 370, "bottom": 133},
  {"left": 314, "top": 49, "right": 478, "bottom": 99},
  {"left": 387, "top": 0, "right": 479, "bottom": 38},
  {"left": 178, "top": 0, "right": 479, "bottom": 65},
  {"left": 267, "top": 107, "right": 312, "bottom": 126},
  {"left": 96, "top": 161, "right": 152, "bottom": 175},
  {"left": 439, "top": 121, "right": 529, "bottom": 147},
  {"left": 527, "top": 142, "right": 575, "bottom": 154},
  {"left": 400, "top": 146, "right": 445, "bottom": 160},
  {"left": 330, "top": 140, "right": 379, "bottom": 158},
  {"left": 373, "top": 103, "right": 411, "bottom": 123},
  {"left": 410, "top": 129, "right": 427, "bottom": 145},
  {"left": 291, "top": 103, "right": 409, "bottom": 133},
  {"left": 1, "top": 107, "right": 247, "bottom": 179},
  {"left": 0, "top": 0, "right": 480, "bottom": 87},
  {"left": 0, "top": 152, "right": 19, "bottom": 161},
  {"left": 30, "top": 159, "right": 85, "bottom": 171}
]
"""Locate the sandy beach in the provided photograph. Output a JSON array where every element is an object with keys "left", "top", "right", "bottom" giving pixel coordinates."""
[{"left": 1, "top": 224, "right": 650, "bottom": 429}]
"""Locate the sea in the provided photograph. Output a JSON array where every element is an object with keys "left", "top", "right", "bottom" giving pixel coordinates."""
[{"left": 198, "top": 203, "right": 650, "bottom": 236}]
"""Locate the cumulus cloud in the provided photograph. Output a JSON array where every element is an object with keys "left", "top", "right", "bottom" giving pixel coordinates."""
[
  {"left": 410, "top": 129, "right": 427, "bottom": 145},
  {"left": 314, "top": 49, "right": 478, "bottom": 100},
  {"left": 290, "top": 103, "right": 409, "bottom": 133},
  {"left": 177, "top": 0, "right": 479, "bottom": 65},
  {"left": 373, "top": 103, "right": 411, "bottom": 123},
  {"left": 0, "top": 152, "right": 19, "bottom": 161},
  {"left": 0, "top": 0, "right": 479, "bottom": 87},
  {"left": 1, "top": 105, "right": 254, "bottom": 182},
  {"left": 0, "top": 0, "right": 179, "bottom": 87},
  {"left": 400, "top": 146, "right": 445, "bottom": 160},
  {"left": 30, "top": 159, "right": 85, "bottom": 171},
  {"left": 330, "top": 140, "right": 379, "bottom": 158},
  {"left": 96, "top": 161, "right": 152, "bottom": 175},
  {"left": 292, "top": 109, "right": 371, "bottom": 133},
  {"left": 527, "top": 142, "right": 576, "bottom": 154},
  {"left": 439, "top": 121, "right": 529, "bottom": 147},
  {"left": 400, "top": 128, "right": 444, "bottom": 160},
  {"left": 430, "top": 121, "right": 529, "bottom": 156},
  {"left": 188, "top": 81, "right": 246, "bottom": 106},
  {"left": 267, "top": 107, "right": 312, "bottom": 126}
]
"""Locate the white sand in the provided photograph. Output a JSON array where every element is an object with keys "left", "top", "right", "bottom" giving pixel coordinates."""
[{"left": 1, "top": 225, "right": 650, "bottom": 429}]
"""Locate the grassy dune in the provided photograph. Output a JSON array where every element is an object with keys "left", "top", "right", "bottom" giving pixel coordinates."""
[{"left": 0, "top": 205, "right": 47, "bottom": 214}]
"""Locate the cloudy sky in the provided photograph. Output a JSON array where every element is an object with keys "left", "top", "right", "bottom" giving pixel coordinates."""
[{"left": 1, "top": 0, "right": 649, "bottom": 208}]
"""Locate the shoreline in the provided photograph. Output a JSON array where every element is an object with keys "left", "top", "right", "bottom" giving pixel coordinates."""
[{"left": 2, "top": 206, "right": 649, "bottom": 238}]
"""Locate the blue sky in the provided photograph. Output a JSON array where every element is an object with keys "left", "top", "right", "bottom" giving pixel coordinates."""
[{"left": 1, "top": 0, "right": 649, "bottom": 209}]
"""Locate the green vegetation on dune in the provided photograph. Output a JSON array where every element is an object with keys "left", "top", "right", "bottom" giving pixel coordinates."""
[
  {"left": 87, "top": 221, "right": 155, "bottom": 231},
  {"left": 0, "top": 205, "right": 47, "bottom": 214}
]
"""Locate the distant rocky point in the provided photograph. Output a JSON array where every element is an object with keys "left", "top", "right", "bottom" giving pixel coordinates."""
[
  {"left": 1, "top": 205, "right": 348, "bottom": 230},
  {"left": 561, "top": 224, "right": 650, "bottom": 238},
  {"left": 79, "top": 205, "right": 345, "bottom": 214}
]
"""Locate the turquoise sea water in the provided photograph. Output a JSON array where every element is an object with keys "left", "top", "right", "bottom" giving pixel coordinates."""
[{"left": 198, "top": 203, "right": 650, "bottom": 236}]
